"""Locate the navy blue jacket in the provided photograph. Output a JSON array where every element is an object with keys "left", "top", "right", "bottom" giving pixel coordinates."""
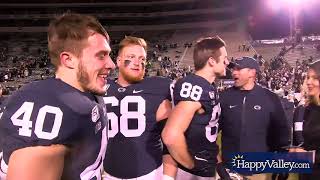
[{"left": 220, "top": 84, "right": 290, "bottom": 161}]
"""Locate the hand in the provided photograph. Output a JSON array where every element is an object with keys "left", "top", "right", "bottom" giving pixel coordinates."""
[
  {"left": 289, "top": 148, "right": 306, "bottom": 152},
  {"left": 216, "top": 162, "right": 231, "bottom": 180}
]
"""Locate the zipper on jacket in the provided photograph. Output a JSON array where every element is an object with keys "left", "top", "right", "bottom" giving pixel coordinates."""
[{"left": 240, "top": 96, "right": 246, "bottom": 151}]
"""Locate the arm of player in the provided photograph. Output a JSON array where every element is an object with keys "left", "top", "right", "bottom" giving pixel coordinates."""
[
  {"left": 162, "top": 100, "right": 202, "bottom": 169},
  {"left": 157, "top": 99, "right": 178, "bottom": 178},
  {"left": 163, "top": 154, "right": 178, "bottom": 179},
  {"left": 156, "top": 99, "right": 172, "bottom": 122},
  {"left": 6, "top": 144, "right": 68, "bottom": 180}
]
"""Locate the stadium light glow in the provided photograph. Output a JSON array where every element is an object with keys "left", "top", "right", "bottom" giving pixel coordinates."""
[
  {"left": 268, "top": 0, "right": 315, "bottom": 10},
  {"left": 282, "top": 0, "right": 301, "bottom": 6},
  {"left": 268, "top": 0, "right": 282, "bottom": 12},
  {"left": 281, "top": 0, "right": 315, "bottom": 7}
]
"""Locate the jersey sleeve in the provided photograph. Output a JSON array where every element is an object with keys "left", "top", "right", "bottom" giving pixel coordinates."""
[
  {"left": 163, "top": 78, "right": 173, "bottom": 101},
  {"left": 0, "top": 90, "right": 84, "bottom": 163},
  {"left": 148, "top": 77, "right": 172, "bottom": 101}
]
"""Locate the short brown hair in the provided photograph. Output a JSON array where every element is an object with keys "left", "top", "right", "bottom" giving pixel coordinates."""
[
  {"left": 48, "top": 13, "right": 109, "bottom": 67},
  {"left": 193, "top": 36, "right": 226, "bottom": 71},
  {"left": 118, "top": 36, "right": 147, "bottom": 55}
]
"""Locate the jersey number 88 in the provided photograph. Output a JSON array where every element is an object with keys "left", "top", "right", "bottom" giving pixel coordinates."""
[{"left": 179, "top": 82, "right": 220, "bottom": 142}]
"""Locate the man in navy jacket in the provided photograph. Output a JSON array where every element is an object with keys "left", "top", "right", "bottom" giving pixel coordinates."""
[{"left": 219, "top": 57, "right": 290, "bottom": 178}]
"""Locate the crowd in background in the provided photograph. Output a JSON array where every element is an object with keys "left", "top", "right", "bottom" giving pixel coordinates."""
[{"left": 0, "top": 35, "right": 319, "bottom": 105}]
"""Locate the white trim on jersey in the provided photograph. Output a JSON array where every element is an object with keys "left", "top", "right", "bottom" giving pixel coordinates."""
[
  {"left": 163, "top": 174, "right": 175, "bottom": 180},
  {"left": 80, "top": 127, "right": 108, "bottom": 180},
  {"left": 170, "top": 80, "right": 176, "bottom": 107},
  {"left": 0, "top": 152, "right": 8, "bottom": 179}
]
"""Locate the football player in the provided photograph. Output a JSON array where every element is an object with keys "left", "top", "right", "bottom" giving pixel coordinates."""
[
  {"left": 0, "top": 13, "right": 115, "bottom": 180},
  {"left": 162, "top": 36, "right": 229, "bottom": 179},
  {"left": 103, "top": 36, "right": 176, "bottom": 179}
]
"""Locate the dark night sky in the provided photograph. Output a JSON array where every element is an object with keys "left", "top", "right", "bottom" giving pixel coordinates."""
[
  {"left": 240, "top": 0, "right": 320, "bottom": 39},
  {"left": 0, "top": 0, "right": 318, "bottom": 40}
]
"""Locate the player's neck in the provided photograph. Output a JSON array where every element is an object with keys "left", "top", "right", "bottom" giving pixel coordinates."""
[
  {"left": 116, "top": 76, "right": 131, "bottom": 87},
  {"left": 55, "top": 70, "right": 85, "bottom": 92},
  {"left": 195, "top": 70, "right": 216, "bottom": 84},
  {"left": 240, "top": 81, "right": 255, "bottom": 90}
]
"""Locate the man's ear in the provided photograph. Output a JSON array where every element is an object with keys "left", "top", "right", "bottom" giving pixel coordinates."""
[
  {"left": 116, "top": 56, "right": 121, "bottom": 67},
  {"left": 249, "top": 69, "right": 257, "bottom": 77},
  {"left": 208, "top": 57, "right": 216, "bottom": 67},
  {"left": 60, "top": 52, "right": 76, "bottom": 69}
]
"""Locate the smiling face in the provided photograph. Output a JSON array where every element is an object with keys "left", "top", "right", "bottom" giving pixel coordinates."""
[
  {"left": 306, "top": 68, "right": 320, "bottom": 99},
  {"left": 76, "top": 33, "right": 115, "bottom": 95},
  {"left": 117, "top": 44, "right": 147, "bottom": 84}
]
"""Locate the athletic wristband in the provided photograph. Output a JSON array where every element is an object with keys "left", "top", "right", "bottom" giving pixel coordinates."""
[{"left": 163, "top": 174, "right": 175, "bottom": 180}]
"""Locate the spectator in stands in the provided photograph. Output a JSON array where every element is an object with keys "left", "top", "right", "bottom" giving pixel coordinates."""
[{"left": 0, "top": 84, "right": 6, "bottom": 106}]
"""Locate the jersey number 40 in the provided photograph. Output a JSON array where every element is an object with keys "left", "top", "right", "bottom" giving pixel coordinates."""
[{"left": 11, "top": 102, "right": 62, "bottom": 140}]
